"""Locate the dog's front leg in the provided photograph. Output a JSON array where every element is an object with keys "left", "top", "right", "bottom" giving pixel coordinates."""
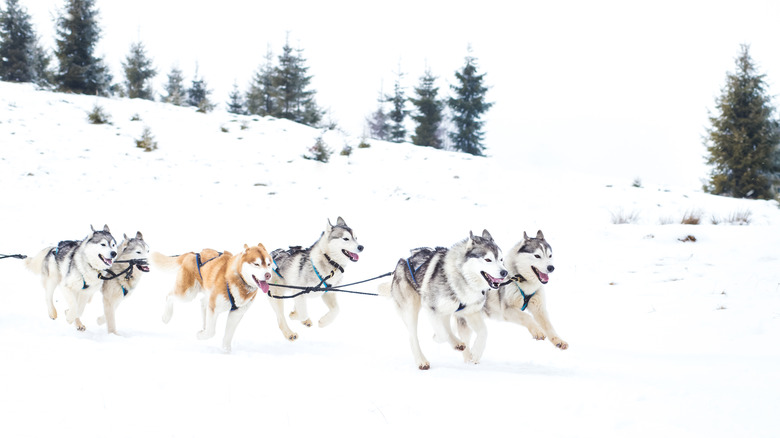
[
  {"left": 267, "top": 295, "right": 297, "bottom": 341},
  {"left": 430, "top": 312, "right": 465, "bottom": 352},
  {"left": 289, "top": 296, "right": 312, "bottom": 327},
  {"left": 503, "top": 307, "right": 545, "bottom": 341},
  {"left": 525, "top": 295, "right": 568, "bottom": 350},
  {"left": 461, "top": 312, "right": 487, "bottom": 364},
  {"left": 222, "top": 303, "right": 251, "bottom": 353},
  {"left": 197, "top": 305, "right": 217, "bottom": 341},
  {"left": 318, "top": 293, "right": 339, "bottom": 327},
  {"left": 100, "top": 292, "right": 119, "bottom": 334}
]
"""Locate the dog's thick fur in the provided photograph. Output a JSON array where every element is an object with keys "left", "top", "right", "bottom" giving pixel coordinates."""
[
  {"left": 457, "top": 230, "right": 568, "bottom": 360},
  {"left": 380, "top": 230, "right": 507, "bottom": 370},
  {"left": 97, "top": 232, "right": 150, "bottom": 334},
  {"left": 25, "top": 225, "right": 117, "bottom": 331},
  {"left": 151, "top": 244, "right": 273, "bottom": 352},
  {"left": 267, "top": 217, "right": 364, "bottom": 341}
]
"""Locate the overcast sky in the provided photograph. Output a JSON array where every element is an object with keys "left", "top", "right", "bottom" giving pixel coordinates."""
[{"left": 22, "top": 0, "right": 780, "bottom": 189}]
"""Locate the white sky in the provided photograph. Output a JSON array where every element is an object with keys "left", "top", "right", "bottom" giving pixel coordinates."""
[{"left": 22, "top": 0, "right": 780, "bottom": 189}]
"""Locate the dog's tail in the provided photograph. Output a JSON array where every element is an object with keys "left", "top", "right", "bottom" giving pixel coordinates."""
[
  {"left": 149, "top": 251, "right": 183, "bottom": 271},
  {"left": 24, "top": 247, "right": 53, "bottom": 275},
  {"left": 377, "top": 281, "right": 392, "bottom": 297}
]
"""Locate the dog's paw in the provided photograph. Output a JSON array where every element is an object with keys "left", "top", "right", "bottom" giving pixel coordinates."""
[
  {"left": 75, "top": 320, "right": 86, "bottom": 331},
  {"left": 97, "top": 315, "right": 106, "bottom": 325},
  {"left": 418, "top": 362, "right": 431, "bottom": 371},
  {"left": 222, "top": 344, "right": 232, "bottom": 354},
  {"left": 287, "top": 332, "right": 298, "bottom": 341},
  {"left": 454, "top": 343, "right": 466, "bottom": 351},
  {"left": 552, "top": 338, "right": 569, "bottom": 350},
  {"left": 48, "top": 309, "right": 57, "bottom": 320},
  {"left": 528, "top": 327, "right": 546, "bottom": 341},
  {"left": 196, "top": 330, "right": 213, "bottom": 340},
  {"left": 302, "top": 319, "right": 312, "bottom": 327}
]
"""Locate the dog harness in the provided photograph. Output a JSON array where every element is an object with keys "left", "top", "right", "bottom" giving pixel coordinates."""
[
  {"left": 514, "top": 281, "right": 536, "bottom": 311},
  {"left": 310, "top": 254, "right": 344, "bottom": 290},
  {"left": 272, "top": 259, "right": 284, "bottom": 279},
  {"left": 195, "top": 252, "right": 222, "bottom": 280},
  {"left": 225, "top": 281, "right": 239, "bottom": 312}
]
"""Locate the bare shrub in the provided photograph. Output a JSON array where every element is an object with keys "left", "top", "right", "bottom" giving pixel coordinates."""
[
  {"left": 681, "top": 209, "right": 702, "bottom": 225},
  {"left": 610, "top": 208, "right": 640, "bottom": 224}
]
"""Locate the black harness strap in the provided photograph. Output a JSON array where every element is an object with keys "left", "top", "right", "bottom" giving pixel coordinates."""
[
  {"left": 196, "top": 252, "right": 222, "bottom": 280},
  {"left": 0, "top": 253, "right": 27, "bottom": 260},
  {"left": 98, "top": 259, "right": 148, "bottom": 281},
  {"left": 226, "top": 281, "right": 239, "bottom": 311}
]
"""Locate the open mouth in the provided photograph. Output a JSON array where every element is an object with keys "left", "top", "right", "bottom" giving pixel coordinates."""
[
  {"left": 532, "top": 266, "right": 549, "bottom": 284},
  {"left": 342, "top": 249, "right": 359, "bottom": 262},
  {"left": 481, "top": 271, "right": 504, "bottom": 289},
  {"left": 137, "top": 262, "right": 150, "bottom": 272},
  {"left": 99, "top": 254, "right": 113, "bottom": 267},
  {"left": 253, "top": 275, "right": 270, "bottom": 294}
]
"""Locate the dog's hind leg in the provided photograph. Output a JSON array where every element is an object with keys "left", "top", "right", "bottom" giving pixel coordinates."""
[
  {"left": 66, "top": 291, "right": 89, "bottom": 331},
  {"left": 268, "top": 295, "right": 298, "bottom": 341},
  {"left": 161, "top": 294, "right": 175, "bottom": 324},
  {"left": 318, "top": 293, "right": 339, "bottom": 327},
  {"left": 43, "top": 277, "right": 59, "bottom": 320},
  {"left": 100, "top": 293, "right": 120, "bottom": 334},
  {"left": 289, "top": 296, "right": 312, "bottom": 327},
  {"left": 430, "top": 312, "right": 466, "bottom": 352},
  {"left": 396, "top": 293, "right": 429, "bottom": 370},
  {"left": 221, "top": 303, "right": 251, "bottom": 353}
]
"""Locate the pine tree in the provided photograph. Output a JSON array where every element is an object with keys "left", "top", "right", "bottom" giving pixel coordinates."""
[
  {"left": 448, "top": 53, "right": 493, "bottom": 156},
  {"left": 367, "top": 106, "right": 390, "bottom": 141},
  {"left": 386, "top": 70, "right": 408, "bottom": 143},
  {"left": 162, "top": 66, "right": 186, "bottom": 106},
  {"left": 0, "top": 0, "right": 49, "bottom": 84},
  {"left": 122, "top": 41, "right": 156, "bottom": 100},
  {"left": 54, "top": 0, "right": 111, "bottom": 95},
  {"left": 410, "top": 69, "right": 444, "bottom": 148},
  {"left": 187, "top": 69, "right": 214, "bottom": 112},
  {"left": 705, "top": 44, "right": 780, "bottom": 200},
  {"left": 272, "top": 36, "right": 322, "bottom": 126},
  {"left": 227, "top": 81, "right": 245, "bottom": 114},
  {"left": 246, "top": 47, "right": 277, "bottom": 117}
]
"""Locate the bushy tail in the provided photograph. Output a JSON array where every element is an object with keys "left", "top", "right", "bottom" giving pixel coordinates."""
[
  {"left": 377, "top": 281, "right": 392, "bottom": 297},
  {"left": 24, "top": 247, "right": 53, "bottom": 275},
  {"left": 149, "top": 251, "right": 183, "bottom": 271}
]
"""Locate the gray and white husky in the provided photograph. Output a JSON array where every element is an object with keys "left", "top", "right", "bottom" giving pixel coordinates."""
[
  {"left": 457, "top": 230, "right": 568, "bottom": 360},
  {"left": 380, "top": 230, "right": 508, "bottom": 370},
  {"left": 97, "top": 232, "right": 150, "bottom": 335},
  {"left": 25, "top": 225, "right": 118, "bottom": 331},
  {"left": 267, "top": 217, "right": 364, "bottom": 341}
]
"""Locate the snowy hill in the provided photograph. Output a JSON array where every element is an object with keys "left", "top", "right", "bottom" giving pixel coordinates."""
[{"left": 1, "top": 81, "right": 779, "bottom": 438}]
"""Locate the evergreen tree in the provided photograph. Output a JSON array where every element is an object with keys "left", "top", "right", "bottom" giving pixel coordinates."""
[
  {"left": 386, "top": 70, "right": 408, "bottom": 143},
  {"left": 187, "top": 69, "right": 214, "bottom": 112},
  {"left": 122, "top": 41, "right": 156, "bottom": 100},
  {"left": 705, "top": 44, "right": 780, "bottom": 199},
  {"left": 0, "top": 0, "right": 49, "bottom": 84},
  {"left": 162, "top": 66, "right": 186, "bottom": 106},
  {"left": 54, "top": 0, "right": 110, "bottom": 95},
  {"left": 448, "top": 53, "right": 493, "bottom": 156},
  {"left": 272, "top": 37, "right": 322, "bottom": 126},
  {"left": 246, "top": 47, "right": 277, "bottom": 117},
  {"left": 409, "top": 69, "right": 444, "bottom": 148},
  {"left": 367, "top": 106, "right": 390, "bottom": 141},
  {"left": 227, "top": 81, "right": 245, "bottom": 114}
]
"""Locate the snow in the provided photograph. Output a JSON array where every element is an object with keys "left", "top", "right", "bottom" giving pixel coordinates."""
[{"left": 1, "top": 81, "right": 779, "bottom": 437}]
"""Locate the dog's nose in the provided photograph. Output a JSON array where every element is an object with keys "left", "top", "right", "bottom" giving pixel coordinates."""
[
  {"left": 265, "top": 272, "right": 272, "bottom": 281},
  {"left": 110, "top": 251, "right": 117, "bottom": 258},
  {"left": 357, "top": 245, "right": 364, "bottom": 252},
  {"left": 548, "top": 265, "right": 555, "bottom": 273},
  {"left": 500, "top": 269, "right": 508, "bottom": 278}
]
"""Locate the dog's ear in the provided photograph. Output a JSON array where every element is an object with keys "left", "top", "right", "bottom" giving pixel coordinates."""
[
  {"left": 481, "top": 229, "right": 493, "bottom": 242},
  {"left": 90, "top": 225, "right": 96, "bottom": 233},
  {"left": 523, "top": 231, "right": 530, "bottom": 241},
  {"left": 124, "top": 233, "right": 129, "bottom": 240},
  {"left": 136, "top": 231, "right": 143, "bottom": 240},
  {"left": 536, "top": 230, "right": 544, "bottom": 240},
  {"left": 243, "top": 244, "right": 249, "bottom": 250},
  {"left": 336, "top": 216, "right": 346, "bottom": 226},
  {"left": 103, "top": 224, "right": 111, "bottom": 233}
]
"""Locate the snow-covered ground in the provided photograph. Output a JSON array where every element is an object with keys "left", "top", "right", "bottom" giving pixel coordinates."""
[{"left": 1, "top": 82, "right": 779, "bottom": 437}]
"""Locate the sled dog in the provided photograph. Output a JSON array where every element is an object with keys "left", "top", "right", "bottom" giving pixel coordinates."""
[
  {"left": 152, "top": 244, "right": 273, "bottom": 352},
  {"left": 457, "top": 230, "right": 568, "bottom": 359},
  {"left": 380, "top": 230, "right": 507, "bottom": 370},
  {"left": 25, "top": 225, "right": 117, "bottom": 331},
  {"left": 268, "top": 217, "right": 364, "bottom": 341},
  {"left": 97, "top": 232, "right": 150, "bottom": 334}
]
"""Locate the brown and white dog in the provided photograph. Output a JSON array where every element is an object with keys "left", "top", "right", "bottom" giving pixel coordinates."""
[{"left": 151, "top": 244, "right": 273, "bottom": 352}]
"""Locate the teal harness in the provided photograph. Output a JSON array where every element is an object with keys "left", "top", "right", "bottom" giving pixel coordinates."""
[{"left": 514, "top": 281, "right": 536, "bottom": 311}]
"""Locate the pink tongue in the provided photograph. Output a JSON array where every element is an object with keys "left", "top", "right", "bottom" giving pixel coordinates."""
[
  {"left": 539, "top": 272, "right": 549, "bottom": 282},
  {"left": 259, "top": 281, "right": 270, "bottom": 294},
  {"left": 350, "top": 252, "right": 359, "bottom": 261}
]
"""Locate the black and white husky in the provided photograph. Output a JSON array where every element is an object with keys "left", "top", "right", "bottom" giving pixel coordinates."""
[
  {"left": 25, "top": 225, "right": 118, "bottom": 331},
  {"left": 380, "top": 230, "right": 508, "bottom": 370},
  {"left": 97, "top": 232, "right": 150, "bottom": 334},
  {"left": 457, "top": 230, "right": 568, "bottom": 360},
  {"left": 267, "top": 217, "right": 364, "bottom": 341}
]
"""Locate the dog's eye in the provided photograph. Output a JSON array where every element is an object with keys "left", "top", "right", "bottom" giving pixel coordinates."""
[
  {"left": 101, "top": 243, "right": 106, "bottom": 247},
  {"left": 535, "top": 255, "right": 541, "bottom": 259},
  {"left": 485, "top": 258, "right": 492, "bottom": 263},
  {"left": 342, "top": 237, "right": 349, "bottom": 241}
]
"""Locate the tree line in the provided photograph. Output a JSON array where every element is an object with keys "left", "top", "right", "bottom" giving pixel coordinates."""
[{"left": 0, "top": 0, "right": 493, "bottom": 156}]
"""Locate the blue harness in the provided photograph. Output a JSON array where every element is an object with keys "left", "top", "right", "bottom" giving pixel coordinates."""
[{"left": 515, "top": 281, "right": 537, "bottom": 311}]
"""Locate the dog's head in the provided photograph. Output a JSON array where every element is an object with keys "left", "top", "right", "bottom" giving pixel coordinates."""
[
  {"left": 240, "top": 243, "right": 273, "bottom": 295},
  {"left": 465, "top": 229, "right": 507, "bottom": 290},
  {"left": 86, "top": 224, "right": 118, "bottom": 269},
  {"left": 325, "top": 216, "right": 364, "bottom": 263},
  {"left": 508, "top": 230, "right": 554, "bottom": 285},
  {"left": 117, "top": 231, "right": 150, "bottom": 272}
]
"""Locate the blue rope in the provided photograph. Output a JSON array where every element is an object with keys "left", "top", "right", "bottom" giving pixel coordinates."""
[{"left": 310, "top": 259, "right": 330, "bottom": 289}]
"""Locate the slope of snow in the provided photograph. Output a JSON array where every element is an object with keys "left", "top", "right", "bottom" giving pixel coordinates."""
[{"left": 1, "top": 82, "right": 779, "bottom": 437}]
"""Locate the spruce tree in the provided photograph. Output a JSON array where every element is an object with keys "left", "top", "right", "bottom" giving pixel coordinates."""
[
  {"left": 0, "top": 0, "right": 49, "bottom": 84},
  {"left": 187, "top": 69, "right": 214, "bottom": 112},
  {"left": 54, "top": 0, "right": 110, "bottom": 95},
  {"left": 367, "top": 106, "right": 390, "bottom": 141},
  {"left": 122, "top": 41, "right": 156, "bottom": 100},
  {"left": 272, "top": 37, "right": 322, "bottom": 126},
  {"left": 246, "top": 47, "right": 277, "bottom": 117},
  {"left": 227, "top": 81, "right": 245, "bottom": 114},
  {"left": 448, "top": 53, "right": 492, "bottom": 156},
  {"left": 386, "top": 70, "right": 408, "bottom": 143},
  {"left": 705, "top": 44, "right": 780, "bottom": 199},
  {"left": 162, "top": 66, "right": 186, "bottom": 106},
  {"left": 410, "top": 69, "right": 444, "bottom": 148}
]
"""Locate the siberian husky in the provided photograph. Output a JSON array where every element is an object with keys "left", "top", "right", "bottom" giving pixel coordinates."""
[
  {"left": 97, "top": 232, "right": 150, "bottom": 334},
  {"left": 268, "top": 217, "right": 364, "bottom": 341},
  {"left": 25, "top": 225, "right": 117, "bottom": 331},
  {"left": 457, "top": 230, "right": 568, "bottom": 360},
  {"left": 380, "top": 230, "right": 507, "bottom": 370},
  {"left": 151, "top": 244, "right": 273, "bottom": 352}
]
